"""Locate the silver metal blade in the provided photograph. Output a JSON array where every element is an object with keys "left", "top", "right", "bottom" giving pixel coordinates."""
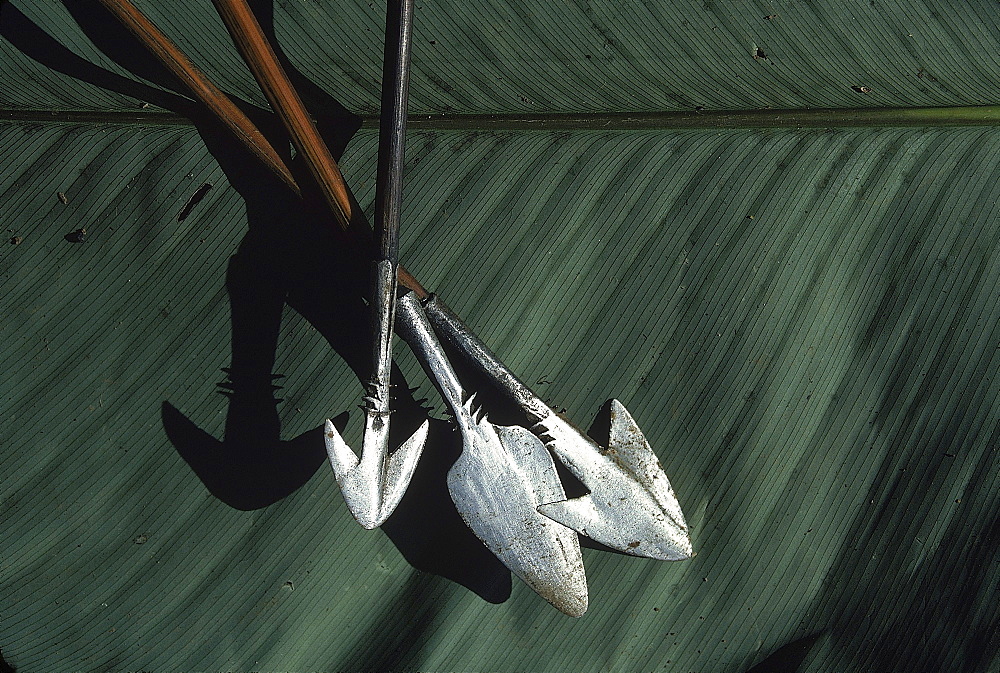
[
  {"left": 535, "top": 402, "right": 692, "bottom": 560},
  {"left": 325, "top": 415, "right": 429, "bottom": 530},
  {"left": 449, "top": 401, "right": 589, "bottom": 617},
  {"left": 421, "top": 295, "right": 693, "bottom": 560},
  {"left": 396, "top": 292, "right": 589, "bottom": 616}
]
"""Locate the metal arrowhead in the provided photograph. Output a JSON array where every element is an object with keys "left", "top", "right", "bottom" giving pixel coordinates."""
[
  {"left": 325, "top": 415, "right": 429, "bottom": 529},
  {"left": 395, "top": 292, "right": 589, "bottom": 616},
  {"left": 535, "top": 400, "right": 692, "bottom": 561},
  {"left": 447, "top": 399, "right": 589, "bottom": 617},
  {"left": 324, "top": 0, "right": 428, "bottom": 531},
  {"left": 421, "top": 295, "right": 693, "bottom": 561}
]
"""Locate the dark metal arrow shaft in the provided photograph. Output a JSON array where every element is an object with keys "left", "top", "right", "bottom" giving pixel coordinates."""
[
  {"left": 368, "top": 0, "right": 415, "bottom": 415},
  {"left": 375, "top": 0, "right": 414, "bottom": 266}
]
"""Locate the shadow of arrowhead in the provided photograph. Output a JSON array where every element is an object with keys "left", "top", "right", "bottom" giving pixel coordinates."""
[
  {"left": 162, "top": 400, "right": 331, "bottom": 510},
  {"left": 745, "top": 632, "right": 824, "bottom": 673},
  {"left": 0, "top": 646, "right": 15, "bottom": 673},
  {"left": 380, "top": 419, "right": 513, "bottom": 604}
]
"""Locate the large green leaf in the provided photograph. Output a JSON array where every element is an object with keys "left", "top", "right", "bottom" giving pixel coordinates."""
[{"left": 2, "top": 2, "right": 999, "bottom": 672}]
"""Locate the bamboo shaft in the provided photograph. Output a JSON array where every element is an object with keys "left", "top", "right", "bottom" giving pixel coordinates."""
[
  {"left": 95, "top": 0, "right": 299, "bottom": 195},
  {"left": 210, "top": 0, "right": 358, "bottom": 230},
  {"left": 98, "top": 0, "right": 428, "bottom": 297}
]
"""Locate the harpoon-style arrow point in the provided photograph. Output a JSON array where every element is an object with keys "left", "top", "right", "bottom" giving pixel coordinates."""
[
  {"left": 535, "top": 400, "right": 692, "bottom": 561},
  {"left": 326, "top": 0, "right": 426, "bottom": 532},
  {"left": 448, "top": 400, "right": 589, "bottom": 618},
  {"left": 324, "top": 416, "right": 429, "bottom": 529},
  {"left": 421, "top": 295, "right": 693, "bottom": 561},
  {"left": 396, "top": 292, "right": 589, "bottom": 617}
]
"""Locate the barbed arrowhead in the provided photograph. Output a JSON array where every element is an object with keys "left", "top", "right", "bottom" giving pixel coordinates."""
[
  {"left": 325, "top": 416, "right": 429, "bottom": 529},
  {"left": 535, "top": 400, "right": 692, "bottom": 561}
]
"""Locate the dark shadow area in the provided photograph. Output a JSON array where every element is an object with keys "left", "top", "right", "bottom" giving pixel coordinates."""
[
  {"left": 2, "top": 2, "right": 510, "bottom": 603},
  {"left": 161, "top": 401, "right": 332, "bottom": 511},
  {"left": 745, "top": 632, "right": 823, "bottom": 673},
  {"left": 806, "top": 289, "right": 1000, "bottom": 672},
  {"left": 381, "top": 419, "right": 513, "bottom": 603},
  {"left": 335, "top": 568, "right": 440, "bottom": 672},
  {"left": 1, "top": 4, "right": 194, "bottom": 114},
  {"left": 0, "top": 646, "right": 15, "bottom": 673}
]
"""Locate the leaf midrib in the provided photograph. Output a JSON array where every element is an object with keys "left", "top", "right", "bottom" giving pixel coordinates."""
[{"left": 4, "top": 104, "right": 1000, "bottom": 130}]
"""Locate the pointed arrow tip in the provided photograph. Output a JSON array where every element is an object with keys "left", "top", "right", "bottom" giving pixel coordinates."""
[
  {"left": 381, "top": 419, "right": 430, "bottom": 515},
  {"left": 324, "top": 419, "right": 360, "bottom": 477},
  {"left": 552, "top": 587, "right": 589, "bottom": 618}
]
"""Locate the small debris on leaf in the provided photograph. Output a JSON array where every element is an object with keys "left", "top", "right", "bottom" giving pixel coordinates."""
[
  {"left": 753, "top": 47, "right": 768, "bottom": 60},
  {"left": 9, "top": 236, "right": 22, "bottom": 245},
  {"left": 177, "top": 182, "right": 213, "bottom": 222},
  {"left": 851, "top": 85, "right": 872, "bottom": 94},
  {"left": 764, "top": 14, "right": 778, "bottom": 20},
  {"left": 65, "top": 228, "right": 87, "bottom": 243},
  {"left": 57, "top": 192, "right": 69, "bottom": 204},
  {"left": 133, "top": 534, "right": 148, "bottom": 545}
]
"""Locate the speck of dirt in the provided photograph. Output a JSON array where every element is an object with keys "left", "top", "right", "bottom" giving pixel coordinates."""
[
  {"left": 57, "top": 192, "right": 69, "bottom": 205},
  {"left": 282, "top": 581, "right": 294, "bottom": 591},
  {"left": 852, "top": 85, "right": 872, "bottom": 94},
  {"left": 754, "top": 47, "right": 768, "bottom": 60},
  {"left": 9, "top": 236, "right": 22, "bottom": 245},
  {"left": 133, "top": 534, "right": 148, "bottom": 545},
  {"left": 177, "top": 182, "right": 213, "bottom": 222},
  {"left": 65, "top": 228, "right": 87, "bottom": 243}
]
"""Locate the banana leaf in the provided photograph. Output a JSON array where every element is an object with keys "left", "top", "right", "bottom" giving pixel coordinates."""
[{"left": 2, "top": 1, "right": 999, "bottom": 671}]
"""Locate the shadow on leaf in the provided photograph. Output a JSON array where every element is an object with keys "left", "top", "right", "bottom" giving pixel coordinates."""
[
  {"left": 4, "top": 0, "right": 511, "bottom": 605},
  {"left": 745, "top": 632, "right": 823, "bottom": 673}
]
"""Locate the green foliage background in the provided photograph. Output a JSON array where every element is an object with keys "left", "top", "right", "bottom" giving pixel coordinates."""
[{"left": 2, "top": 1, "right": 999, "bottom": 671}]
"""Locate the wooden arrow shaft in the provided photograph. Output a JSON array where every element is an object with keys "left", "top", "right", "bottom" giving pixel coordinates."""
[
  {"left": 97, "top": 0, "right": 428, "bottom": 299},
  {"left": 95, "top": 0, "right": 298, "bottom": 195},
  {"left": 210, "top": 0, "right": 357, "bottom": 229}
]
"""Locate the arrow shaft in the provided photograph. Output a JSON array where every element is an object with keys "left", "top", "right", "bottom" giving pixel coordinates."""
[
  {"left": 395, "top": 294, "right": 466, "bottom": 414},
  {"left": 100, "top": 0, "right": 430, "bottom": 298},
  {"left": 374, "top": 0, "right": 415, "bottom": 264},
  {"left": 366, "top": 0, "right": 415, "bottom": 420},
  {"left": 211, "top": 0, "right": 358, "bottom": 230},
  {"left": 421, "top": 295, "right": 553, "bottom": 423}
]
